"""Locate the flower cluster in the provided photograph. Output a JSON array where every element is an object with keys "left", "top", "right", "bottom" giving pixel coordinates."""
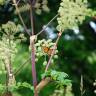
[
  {"left": 34, "top": 0, "right": 50, "bottom": 15},
  {"left": 33, "top": 39, "right": 58, "bottom": 66},
  {"left": 14, "top": 0, "right": 50, "bottom": 15},
  {"left": 57, "top": 0, "right": 91, "bottom": 32},
  {"left": 0, "top": 21, "right": 25, "bottom": 74}
]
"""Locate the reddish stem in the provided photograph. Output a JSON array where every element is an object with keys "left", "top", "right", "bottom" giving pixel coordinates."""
[
  {"left": 45, "top": 32, "right": 62, "bottom": 72},
  {"left": 29, "top": 0, "right": 38, "bottom": 96},
  {"left": 31, "top": 42, "right": 37, "bottom": 88}
]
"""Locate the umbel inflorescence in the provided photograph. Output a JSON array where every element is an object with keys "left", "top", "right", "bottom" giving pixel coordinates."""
[
  {"left": 14, "top": 0, "right": 50, "bottom": 15},
  {"left": 57, "top": 0, "right": 92, "bottom": 32},
  {"left": 32, "top": 39, "right": 58, "bottom": 66},
  {"left": 0, "top": 21, "right": 25, "bottom": 73}
]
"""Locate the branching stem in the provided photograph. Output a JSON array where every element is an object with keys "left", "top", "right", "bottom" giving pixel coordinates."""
[
  {"left": 29, "top": 1, "right": 38, "bottom": 96},
  {"left": 45, "top": 32, "right": 62, "bottom": 72},
  {"left": 36, "top": 14, "right": 59, "bottom": 36}
]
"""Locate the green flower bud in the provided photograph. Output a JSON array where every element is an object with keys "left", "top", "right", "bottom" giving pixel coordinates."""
[
  {"left": 38, "top": 47, "right": 42, "bottom": 51},
  {"left": 47, "top": 39, "right": 52, "bottom": 43},
  {"left": 35, "top": 58, "right": 38, "bottom": 62},
  {"left": 38, "top": 40, "right": 43, "bottom": 44},
  {"left": 42, "top": 44, "right": 46, "bottom": 46},
  {"left": 94, "top": 90, "right": 96, "bottom": 94},
  {"left": 54, "top": 55, "right": 58, "bottom": 59},
  {"left": 56, "top": 50, "right": 58, "bottom": 53},
  {"left": 49, "top": 43, "right": 54, "bottom": 46},
  {"left": 51, "top": 59, "right": 54, "bottom": 63},
  {"left": 43, "top": 61, "right": 47, "bottom": 66},
  {"left": 39, "top": 53, "right": 44, "bottom": 56},
  {"left": 41, "top": 39, "right": 46, "bottom": 42},
  {"left": 36, "top": 53, "right": 40, "bottom": 56},
  {"left": 35, "top": 43, "right": 40, "bottom": 47},
  {"left": 36, "top": 9, "right": 42, "bottom": 15}
]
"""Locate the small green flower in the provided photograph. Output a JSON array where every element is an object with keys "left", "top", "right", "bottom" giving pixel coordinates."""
[
  {"left": 35, "top": 43, "right": 40, "bottom": 47},
  {"left": 35, "top": 58, "right": 38, "bottom": 62},
  {"left": 36, "top": 53, "right": 40, "bottom": 56},
  {"left": 35, "top": 39, "right": 58, "bottom": 65},
  {"left": 43, "top": 61, "right": 47, "bottom": 66},
  {"left": 37, "top": 47, "right": 42, "bottom": 51},
  {"left": 51, "top": 59, "right": 54, "bottom": 63},
  {"left": 54, "top": 55, "right": 58, "bottom": 59},
  {"left": 57, "top": 0, "right": 91, "bottom": 31}
]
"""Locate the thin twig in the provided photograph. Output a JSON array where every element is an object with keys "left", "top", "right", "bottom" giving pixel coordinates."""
[
  {"left": 30, "top": 4, "right": 34, "bottom": 35},
  {"left": 14, "top": 57, "right": 31, "bottom": 76},
  {"left": 36, "top": 14, "right": 59, "bottom": 36},
  {"left": 45, "top": 32, "right": 62, "bottom": 72},
  {"left": 12, "top": 0, "right": 30, "bottom": 36},
  {"left": 17, "top": 0, "right": 21, "bottom": 5},
  {"left": 35, "top": 34, "right": 62, "bottom": 91}
]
